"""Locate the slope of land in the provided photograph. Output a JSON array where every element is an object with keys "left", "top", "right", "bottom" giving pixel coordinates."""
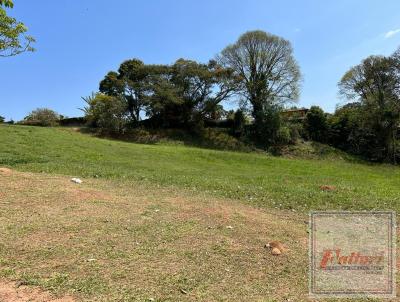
[
  {"left": 1, "top": 125, "right": 400, "bottom": 301},
  {"left": 1, "top": 125, "right": 400, "bottom": 212}
]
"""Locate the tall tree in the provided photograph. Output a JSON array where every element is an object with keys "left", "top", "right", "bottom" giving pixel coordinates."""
[
  {"left": 304, "top": 106, "right": 328, "bottom": 142},
  {"left": 0, "top": 0, "right": 35, "bottom": 57},
  {"left": 218, "top": 30, "right": 301, "bottom": 142},
  {"left": 147, "top": 59, "right": 238, "bottom": 127},
  {"left": 169, "top": 59, "right": 237, "bottom": 124},
  {"left": 100, "top": 59, "right": 149, "bottom": 124},
  {"left": 100, "top": 58, "right": 238, "bottom": 128},
  {"left": 339, "top": 50, "right": 400, "bottom": 163}
]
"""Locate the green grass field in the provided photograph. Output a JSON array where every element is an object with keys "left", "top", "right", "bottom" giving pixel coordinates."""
[{"left": 1, "top": 124, "right": 399, "bottom": 212}]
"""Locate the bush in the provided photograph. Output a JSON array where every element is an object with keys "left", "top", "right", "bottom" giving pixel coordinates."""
[
  {"left": 188, "top": 114, "right": 206, "bottom": 136},
  {"left": 200, "top": 128, "right": 251, "bottom": 151},
  {"left": 124, "top": 128, "right": 161, "bottom": 144},
  {"left": 22, "top": 108, "right": 60, "bottom": 127},
  {"left": 0, "top": 116, "right": 4, "bottom": 123},
  {"left": 231, "top": 109, "right": 246, "bottom": 138},
  {"left": 120, "top": 127, "right": 253, "bottom": 152},
  {"left": 251, "top": 105, "right": 282, "bottom": 147},
  {"left": 204, "top": 119, "right": 234, "bottom": 128},
  {"left": 276, "top": 126, "right": 291, "bottom": 145},
  {"left": 304, "top": 106, "right": 328, "bottom": 142},
  {"left": 59, "top": 117, "right": 87, "bottom": 127},
  {"left": 83, "top": 93, "right": 129, "bottom": 134},
  {"left": 288, "top": 123, "right": 302, "bottom": 144}
]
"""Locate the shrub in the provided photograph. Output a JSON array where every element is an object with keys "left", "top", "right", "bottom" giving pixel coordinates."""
[
  {"left": 200, "top": 128, "right": 252, "bottom": 151},
  {"left": 288, "top": 123, "right": 302, "bottom": 144},
  {"left": 253, "top": 105, "right": 282, "bottom": 147},
  {"left": 276, "top": 126, "right": 291, "bottom": 145},
  {"left": 304, "top": 106, "right": 328, "bottom": 142},
  {"left": 22, "top": 108, "right": 60, "bottom": 127},
  {"left": 188, "top": 113, "right": 206, "bottom": 136},
  {"left": 231, "top": 109, "right": 246, "bottom": 137},
  {"left": 59, "top": 117, "right": 87, "bottom": 127},
  {"left": 83, "top": 93, "right": 129, "bottom": 134},
  {"left": 0, "top": 116, "right": 4, "bottom": 123}
]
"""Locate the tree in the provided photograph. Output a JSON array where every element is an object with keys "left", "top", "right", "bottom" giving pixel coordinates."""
[
  {"left": 145, "top": 59, "right": 238, "bottom": 127},
  {"left": 204, "top": 104, "right": 226, "bottom": 120},
  {"left": 218, "top": 30, "right": 301, "bottom": 144},
  {"left": 100, "top": 59, "right": 148, "bottom": 124},
  {"left": 23, "top": 108, "right": 60, "bottom": 126},
  {"left": 162, "top": 58, "right": 237, "bottom": 126},
  {"left": 0, "top": 115, "right": 4, "bottom": 123},
  {"left": 327, "top": 103, "right": 362, "bottom": 151},
  {"left": 0, "top": 0, "right": 13, "bottom": 8},
  {"left": 304, "top": 106, "right": 328, "bottom": 142},
  {"left": 231, "top": 109, "right": 246, "bottom": 137},
  {"left": 0, "top": 0, "right": 35, "bottom": 57},
  {"left": 82, "top": 93, "right": 129, "bottom": 134},
  {"left": 100, "top": 58, "right": 238, "bottom": 129},
  {"left": 339, "top": 51, "right": 400, "bottom": 163}
]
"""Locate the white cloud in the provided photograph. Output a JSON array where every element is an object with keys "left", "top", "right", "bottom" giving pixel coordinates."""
[{"left": 384, "top": 28, "right": 400, "bottom": 38}]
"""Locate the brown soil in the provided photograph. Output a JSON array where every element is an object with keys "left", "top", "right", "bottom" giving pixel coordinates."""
[
  {"left": 0, "top": 167, "right": 12, "bottom": 174},
  {"left": 319, "top": 185, "right": 336, "bottom": 191},
  {"left": 0, "top": 281, "right": 75, "bottom": 302}
]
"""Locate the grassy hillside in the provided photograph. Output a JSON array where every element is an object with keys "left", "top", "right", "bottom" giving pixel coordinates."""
[
  {"left": 1, "top": 124, "right": 400, "bottom": 212},
  {"left": 1, "top": 124, "right": 399, "bottom": 301}
]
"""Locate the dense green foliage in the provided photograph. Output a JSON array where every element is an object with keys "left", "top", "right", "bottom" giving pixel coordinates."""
[
  {"left": 84, "top": 30, "right": 301, "bottom": 148},
  {"left": 336, "top": 50, "right": 400, "bottom": 163},
  {"left": 82, "top": 93, "right": 129, "bottom": 134},
  {"left": 0, "top": 0, "right": 13, "bottom": 8},
  {"left": 80, "top": 30, "right": 400, "bottom": 164},
  {"left": 231, "top": 109, "right": 246, "bottom": 137},
  {"left": 304, "top": 106, "right": 328, "bottom": 142},
  {"left": 21, "top": 108, "right": 60, "bottom": 127},
  {"left": 98, "top": 58, "right": 238, "bottom": 130},
  {"left": 0, "top": 0, "right": 35, "bottom": 57},
  {"left": 1, "top": 125, "right": 400, "bottom": 212},
  {"left": 99, "top": 59, "right": 148, "bottom": 124}
]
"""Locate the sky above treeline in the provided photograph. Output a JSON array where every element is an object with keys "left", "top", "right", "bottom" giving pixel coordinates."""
[{"left": 1, "top": 0, "right": 400, "bottom": 120}]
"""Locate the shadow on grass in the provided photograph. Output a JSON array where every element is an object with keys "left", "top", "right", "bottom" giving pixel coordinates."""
[
  {"left": 77, "top": 126, "right": 256, "bottom": 153},
  {"left": 75, "top": 126, "right": 376, "bottom": 165},
  {"left": 269, "top": 140, "right": 368, "bottom": 164}
]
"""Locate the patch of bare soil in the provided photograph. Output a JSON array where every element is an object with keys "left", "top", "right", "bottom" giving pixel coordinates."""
[
  {"left": 0, "top": 281, "right": 74, "bottom": 302},
  {"left": 319, "top": 185, "right": 336, "bottom": 191},
  {"left": 0, "top": 167, "right": 12, "bottom": 175}
]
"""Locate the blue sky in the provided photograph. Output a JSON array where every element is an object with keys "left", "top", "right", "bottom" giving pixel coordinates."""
[{"left": 1, "top": 0, "right": 400, "bottom": 121}]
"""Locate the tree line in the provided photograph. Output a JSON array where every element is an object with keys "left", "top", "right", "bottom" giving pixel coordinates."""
[
  {"left": 1, "top": 2, "right": 399, "bottom": 164},
  {"left": 81, "top": 30, "right": 400, "bottom": 163},
  {"left": 83, "top": 30, "right": 301, "bottom": 148}
]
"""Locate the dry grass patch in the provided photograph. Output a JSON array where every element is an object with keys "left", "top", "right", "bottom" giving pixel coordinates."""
[
  {"left": 0, "top": 170, "right": 309, "bottom": 301},
  {"left": 0, "top": 280, "right": 75, "bottom": 302}
]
